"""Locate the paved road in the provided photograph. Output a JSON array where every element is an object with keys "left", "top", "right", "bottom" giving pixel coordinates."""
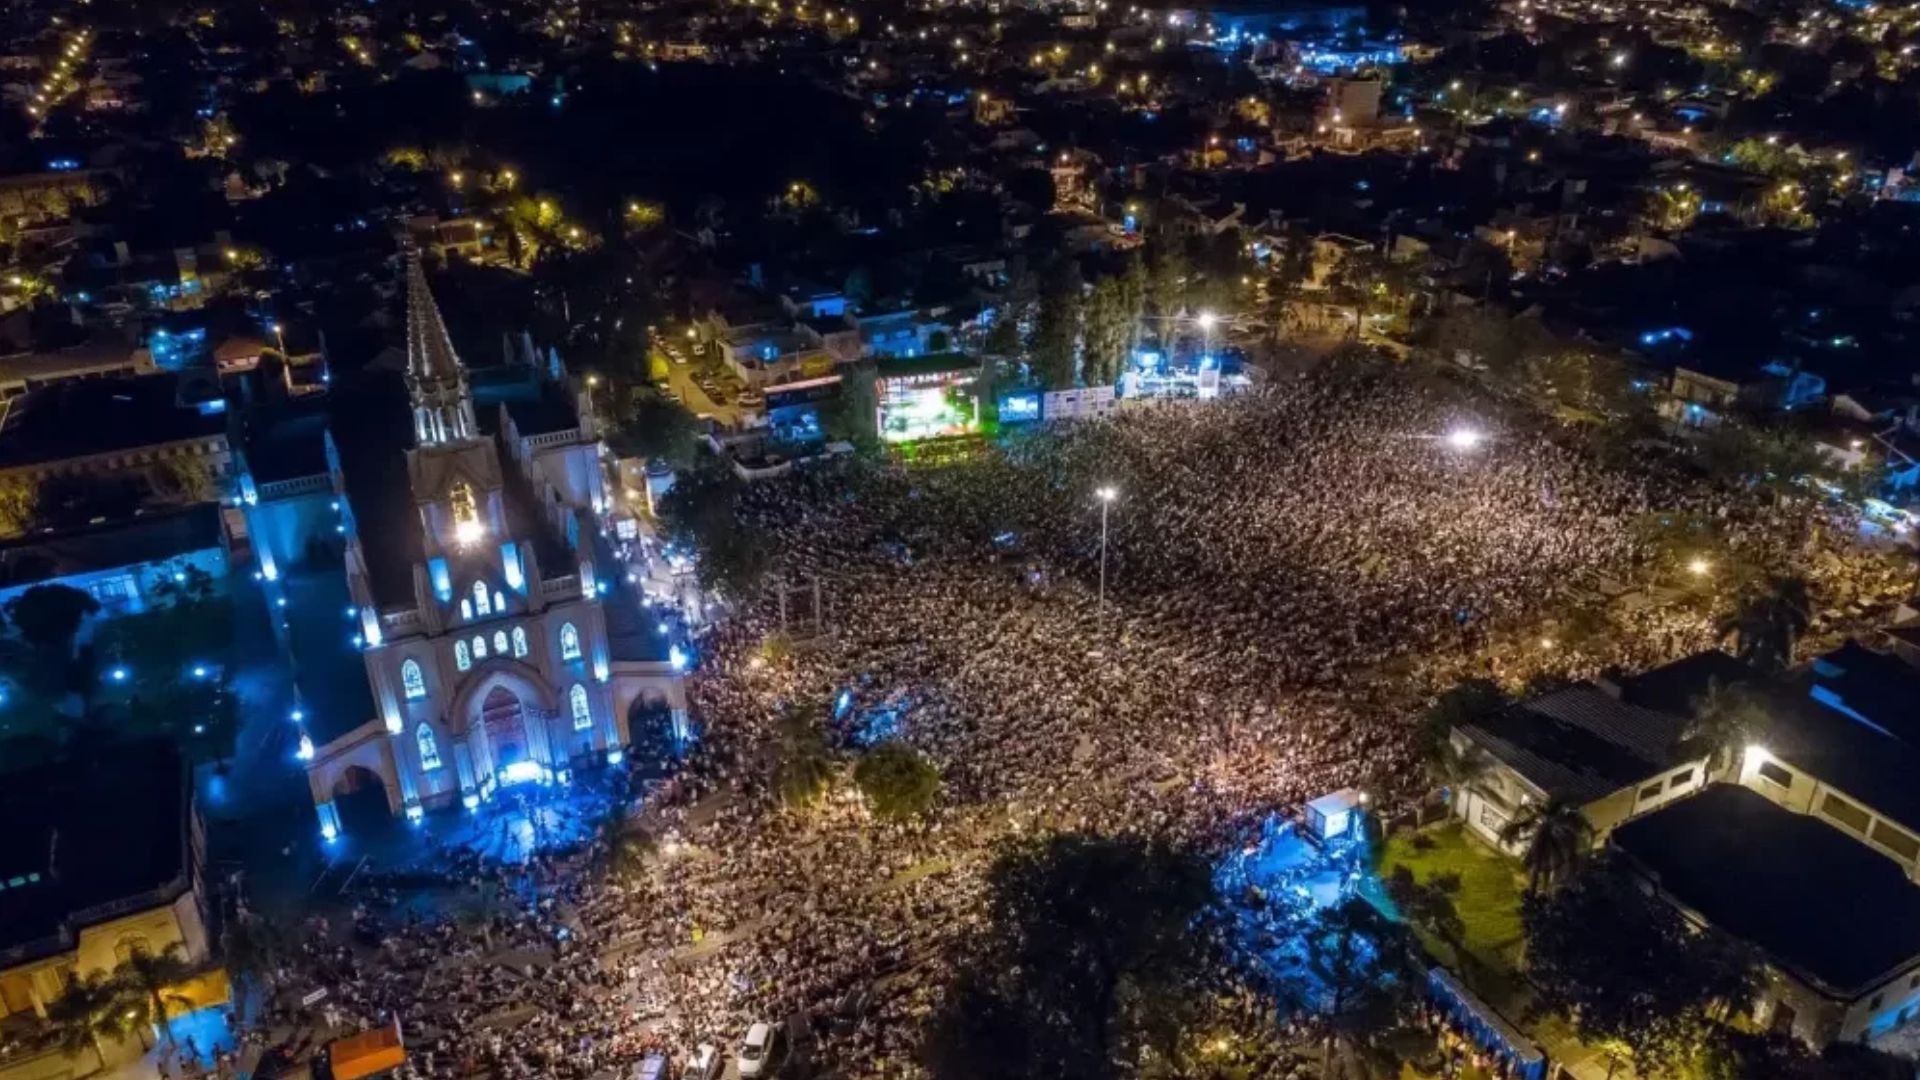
[{"left": 661, "top": 357, "right": 745, "bottom": 428}]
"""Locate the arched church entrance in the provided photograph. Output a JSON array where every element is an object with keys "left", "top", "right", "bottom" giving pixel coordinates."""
[
  {"left": 627, "top": 694, "right": 678, "bottom": 764},
  {"left": 332, "top": 764, "right": 396, "bottom": 836},
  {"left": 482, "top": 686, "right": 535, "bottom": 783}
]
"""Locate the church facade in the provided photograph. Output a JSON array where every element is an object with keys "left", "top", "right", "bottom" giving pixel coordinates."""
[{"left": 276, "top": 260, "right": 684, "bottom": 838}]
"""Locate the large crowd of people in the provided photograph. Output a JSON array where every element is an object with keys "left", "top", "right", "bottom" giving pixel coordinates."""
[{"left": 281, "top": 371, "right": 1904, "bottom": 1079}]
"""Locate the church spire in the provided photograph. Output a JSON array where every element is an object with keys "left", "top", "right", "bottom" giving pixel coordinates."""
[{"left": 405, "top": 256, "right": 477, "bottom": 446}]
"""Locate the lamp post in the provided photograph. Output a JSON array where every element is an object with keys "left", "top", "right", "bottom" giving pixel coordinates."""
[
  {"left": 271, "top": 321, "right": 286, "bottom": 358},
  {"left": 1096, "top": 486, "right": 1118, "bottom": 618},
  {"left": 1195, "top": 310, "right": 1217, "bottom": 362}
]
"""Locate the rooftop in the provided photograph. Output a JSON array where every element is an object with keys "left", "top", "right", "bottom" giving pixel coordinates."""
[
  {"left": 471, "top": 365, "right": 580, "bottom": 439},
  {"left": 332, "top": 372, "right": 422, "bottom": 609},
  {"left": 1614, "top": 649, "right": 1753, "bottom": 719},
  {"left": 1756, "top": 679, "right": 1920, "bottom": 837},
  {"left": 873, "top": 351, "right": 979, "bottom": 379},
  {"left": 0, "top": 373, "right": 226, "bottom": 470},
  {"left": 0, "top": 503, "right": 224, "bottom": 587},
  {"left": 0, "top": 743, "right": 193, "bottom": 964},
  {"left": 1459, "top": 684, "right": 1689, "bottom": 804},
  {"left": 1615, "top": 784, "right": 1920, "bottom": 996}
]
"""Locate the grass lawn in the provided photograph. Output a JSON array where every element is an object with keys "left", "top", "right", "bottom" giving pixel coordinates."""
[{"left": 1375, "top": 820, "right": 1528, "bottom": 1001}]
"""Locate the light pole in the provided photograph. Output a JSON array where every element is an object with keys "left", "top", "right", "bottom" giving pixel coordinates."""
[
  {"left": 271, "top": 321, "right": 286, "bottom": 358},
  {"left": 1195, "top": 310, "right": 1217, "bottom": 361},
  {"left": 1096, "top": 485, "right": 1118, "bottom": 617}
]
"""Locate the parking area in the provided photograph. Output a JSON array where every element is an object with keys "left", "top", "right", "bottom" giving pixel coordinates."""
[{"left": 658, "top": 343, "right": 758, "bottom": 429}]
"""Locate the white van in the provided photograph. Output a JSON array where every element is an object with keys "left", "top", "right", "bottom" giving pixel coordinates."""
[
  {"left": 686, "top": 1043, "right": 723, "bottom": 1080},
  {"left": 737, "top": 1022, "right": 778, "bottom": 1077}
]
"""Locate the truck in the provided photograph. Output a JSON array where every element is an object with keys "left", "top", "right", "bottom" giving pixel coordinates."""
[{"left": 316, "top": 1020, "right": 406, "bottom": 1080}]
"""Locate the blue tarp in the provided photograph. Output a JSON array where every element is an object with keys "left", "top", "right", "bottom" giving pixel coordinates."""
[{"left": 1427, "top": 966, "right": 1548, "bottom": 1080}]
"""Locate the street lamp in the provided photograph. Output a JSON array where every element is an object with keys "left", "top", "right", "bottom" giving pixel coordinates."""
[
  {"left": 1445, "top": 427, "right": 1483, "bottom": 451},
  {"left": 1195, "top": 310, "right": 1218, "bottom": 360},
  {"left": 1095, "top": 486, "right": 1118, "bottom": 618},
  {"left": 1687, "top": 557, "right": 1712, "bottom": 578},
  {"left": 271, "top": 321, "right": 286, "bottom": 357}
]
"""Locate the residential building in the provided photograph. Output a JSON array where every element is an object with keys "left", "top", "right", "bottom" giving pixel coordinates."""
[
  {"left": 0, "top": 744, "right": 209, "bottom": 1023},
  {"left": 0, "top": 503, "right": 228, "bottom": 615}
]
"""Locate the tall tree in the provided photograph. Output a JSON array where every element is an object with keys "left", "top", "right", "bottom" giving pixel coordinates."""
[
  {"left": 1304, "top": 897, "right": 1422, "bottom": 1080},
  {"left": 5, "top": 584, "right": 99, "bottom": 663},
  {"left": 657, "top": 463, "right": 769, "bottom": 599},
  {"left": 818, "top": 362, "right": 880, "bottom": 449},
  {"left": 853, "top": 741, "right": 941, "bottom": 821},
  {"left": 772, "top": 709, "right": 835, "bottom": 810},
  {"left": 1146, "top": 245, "right": 1190, "bottom": 344},
  {"left": 611, "top": 385, "right": 700, "bottom": 468},
  {"left": 1081, "top": 276, "right": 1132, "bottom": 389},
  {"left": 1418, "top": 678, "right": 1507, "bottom": 761},
  {"left": 1497, "top": 797, "right": 1594, "bottom": 893},
  {"left": 1719, "top": 575, "right": 1811, "bottom": 674},
  {"left": 1524, "top": 856, "right": 1758, "bottom": 1078},
  {"left": 1032, "top": 258, "right": 1084, "bottom": 390},
  {"left": 1685, "top": 677, "right": 1767, "bottom": 775},
  {"left": 44, "top": 971, "right": 139, "bottom": 1065},
  {"left": 114, "top": 942, "right": 196, "bottom": 1046},
  {"left": 923, "top": 835, "right": 1270, "bottom": 1079}
]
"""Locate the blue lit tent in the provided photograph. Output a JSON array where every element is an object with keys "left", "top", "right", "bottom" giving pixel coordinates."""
[{"left": 1426, "top": 967, "right": 1547, "bottom": 1080}]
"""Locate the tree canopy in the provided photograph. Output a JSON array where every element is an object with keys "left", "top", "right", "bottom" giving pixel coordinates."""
[
  {"left": 853, "top": 741, "right": 941, "bottom": 821},
  {"left": 924, "top": 835, "right": 1280, "bottom": 1079},
  {"left": 1523, "top": 856, "right": 1758, "bottom": 1078}
]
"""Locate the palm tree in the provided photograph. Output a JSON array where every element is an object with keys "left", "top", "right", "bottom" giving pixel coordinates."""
[
  {"left": 1425, "top": 737, "right": 1492, "bottom": 806},
  {"left": 114, "top": 943, "right": 197, "bottom": 1046},
  {"left": 1498, "top": 797, "right": 1594, "bottom": 893},
  {"left": 1720, "top": 576, "right": 1812, "bottom": 674},
  {"left": 1686, "top": 677, "right": 1766, "bottom": 777},
  {"left": 44, "top": 971, "right": 139, "bottom": 1066},
  {"left": 451, "top": 887, "right": 515, "bottom": 952},
  {"left": 772, "top": 711, "right": 834, "bottom": 810},
  {"left": 221, "top": 913, "right": 288, "bottom": 997},
  {"left": 1306, "top": 898, "right": 1421, "bottom": 1080}
]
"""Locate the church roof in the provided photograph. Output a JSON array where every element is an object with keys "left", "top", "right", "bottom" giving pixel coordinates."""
[{"left": 405, "top": 257, "right": 466, "bottom": 385}]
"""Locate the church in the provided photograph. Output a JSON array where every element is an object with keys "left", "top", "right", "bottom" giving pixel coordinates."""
[{"left": 238, "top": 259, "right": 685, "bottom": 838}]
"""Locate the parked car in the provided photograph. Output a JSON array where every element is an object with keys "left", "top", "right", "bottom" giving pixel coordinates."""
[
  {"left": 686, "top": 1043, "right": 723, "bottom": 1080},
  {"left": 738, "top": 1022, "right": 779, "bottom": 1078}
]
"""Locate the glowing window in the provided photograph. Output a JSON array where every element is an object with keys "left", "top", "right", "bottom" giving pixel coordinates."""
[
  {"left": 455, "top": 640, "right": 471, "bottom": 671},
  {"left": 460, "top": 599, "right": 473, "bottom": 620},
  {"left": 473, "top": 581, "right": 492, "bottom": 616},
  {"left": 570, "top": 684, "right": 591, "bottom": 730},
  {"left": 560, "top": 622, "right": 581, "bottom": 661},
  {"left": 450, "top": 481, "right": 483, "bottom": 545},
  {"left": 493, "top": 630, "right": 509, "bottom": 655},
  {"left": 472, "top": 635, "right": 488, "bottom": 659},
  {"left": 512, "top": 626, "right": 529, "bottom": 658},
  {"left": 401, "top": 659, "right": 426, "bottom": 700},
  {"left": 417, "top": 723, "right": 442, "bottom": 770}
]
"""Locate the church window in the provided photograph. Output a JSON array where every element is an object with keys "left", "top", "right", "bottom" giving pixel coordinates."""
[
  {"left": 417, "top": 723, "right": 442, "bottom": 770},
  {"left": 450, "top": 482, "right": 483, "bottom": 546},
  {"left": 494, "top": 590, "right": 506, "bottom": 612},
  {"left": 570, "top": 684, "right": 592, "bottom": 730},
  {"left": 494, "top": 630, "right": 509, "bottom": 655},
  {"left": 401, "top": 659, "right": 426, "bottom": 700},
  {"left": 560, "top": 623, "right": 581, "bottom": 661},
  {"left": 472, "top": 634, "right": 488, "bottom": 659},
  {"left": 512, "top": 627, "right": 529, "bottom": 658},
  {"left": 455, "top": 640, "right": 471, "bottom": 671},
  {"left": 473, "top": 580, "right": 492, "bottom": 616},
  {"left": 460, "top": 599, "right": 472, "bottom": 620}
]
